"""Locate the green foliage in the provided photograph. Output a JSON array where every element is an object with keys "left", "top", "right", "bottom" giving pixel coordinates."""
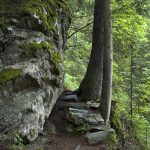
[
  {"left": 64, "top": 0, "right": 93, "bottom": 90},
  {"left": 10, "top": 134, "right": 25, "bottom": 150},
  {"left": 110, "top": 111, "right": 122, "bottom": 135},
  {"left": 0, "top": 68, "right": 22, "bottom": 84},
  {"left": 106, "top": 134, "right": 118, "bottom": 150},
  {"left": 64, "top": 33, "right": 91, "bottom": 90},
  {"left": 73, "top": 123, "right": 91, "bottom": 133},
  {"left": 65, "top": 0, "right": 150, "bottom": 149},
  {"left": 19, "top": 41, "right": 51, "bottom": 57}
]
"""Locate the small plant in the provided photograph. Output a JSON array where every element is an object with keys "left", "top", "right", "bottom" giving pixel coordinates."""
[
  {"left": 74, "top": 123, "right": 91, "bottom": 133},
  {"left": 10, "top": 134, "right": 25, "bottom": 150}
]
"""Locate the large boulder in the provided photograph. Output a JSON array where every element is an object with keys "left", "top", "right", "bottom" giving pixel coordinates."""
[{"left": 0, "top": 0, "right": 70, "bottom": 142}]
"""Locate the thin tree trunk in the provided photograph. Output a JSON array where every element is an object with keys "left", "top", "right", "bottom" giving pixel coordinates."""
[
  {"left": 100, "top": 0, "right": 113, "bottom": 124},
  {"left": 77, "top": 0, "right": 105, "bottom": 101},
  {"left": 130, "top": 45, "right": 133, "bottom": 125}
]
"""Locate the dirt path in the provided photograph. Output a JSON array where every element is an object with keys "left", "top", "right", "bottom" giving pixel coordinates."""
[
  {"left": 25, "top": 93, "right": 107, "bottom": 150},
  {"left": 25, "top": 133, "right": 107, "bottom": 150}
]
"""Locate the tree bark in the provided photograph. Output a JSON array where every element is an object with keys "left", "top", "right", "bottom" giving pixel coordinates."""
[
  {"left": 77, "top": 0, "right": 105, "bottom": 101},
  {"left": 100, "top": 0, "right": 113, "bottom": 124}
]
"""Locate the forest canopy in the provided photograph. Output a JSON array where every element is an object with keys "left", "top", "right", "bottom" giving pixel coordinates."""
[{"left": 65, "top": 0, "right": 150, "bottom": 149}]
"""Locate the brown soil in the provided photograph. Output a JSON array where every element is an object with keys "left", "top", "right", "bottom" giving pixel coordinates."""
[
  {"left": 25, "top": 133, "right": 107, "bottom": 150},
  {"left": 0, "top": 142, "right": 10, "bottom": 150}
]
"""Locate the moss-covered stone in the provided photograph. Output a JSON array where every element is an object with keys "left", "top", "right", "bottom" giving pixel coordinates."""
[
  {"left": 19, "top": 41, "right": 62, "bottom": 75},
  {"left": 0, "top": 0, "right": 71, "bottom": 34},
  {"left": 20, "top": 42, "right": 51, "bottom": 50},
  {"left": 0, "top": 0, "right": 70, "bottom": 143},
  {"left": 0, "top": 68, "right": 22, "bottom": 84},
  {"left": 19, "top": 41, "right": 52, "bottom": 58},
  {"left": 51, "top": 51, "right": 62, "bottom": 75}
]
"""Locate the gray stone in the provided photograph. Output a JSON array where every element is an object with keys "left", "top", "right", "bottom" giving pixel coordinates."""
[
  {"left": 58, "top": 102, "right": 86, "bottom": 109},
  {"left": 85, "top": 128, "right": 115, "bottom": 145},
  {"left": 0, "top": 1, "right": 70, "bottom": 142},
  {"left": 66, "top": 108, "right": 104, "bottom": 126},
  {"left": 75, "top": 144, "right": 81, "bottom": 150},
  {"left": 61, "top": 95, "right": 78, "bottom": 101},
  {"left": 86, "top": 101, "right": 100, "bottom": 109},
  {"left": 69, "top": 108, "right": 88, "bottom": 113}
]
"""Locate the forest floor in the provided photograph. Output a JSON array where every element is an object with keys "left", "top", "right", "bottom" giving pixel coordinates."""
[{"left": 25, "top": 92, "right": 107, "bottom": 150}]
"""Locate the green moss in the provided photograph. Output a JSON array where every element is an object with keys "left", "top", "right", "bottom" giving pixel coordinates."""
[
  {"left": 0, "top": 68, "right": 22, "bottom": 84},
  {"left": 47, "top": 48, "right": 62, "bottom": 75},
  {"left": 19, "top": 41, "right": 62, "bottom": 75},
  {"left": 51, "top": 51, "right": 61, "bottom": 64},
  {"left": 19, "top": 41, "right": 51, "bottom": 57},
  {"left": 0, "top": 0, "right": 71, "bottom": 33},
  {"left": 51, "top": 51, "right": 62, "bottom": 75},
  {"left": 111, "top": 116, "right": 122, "bottom": 134},
  {"left": 19, "top": 41, "right": 61, "bottom": 62},
  {"left": 110, "top": 110, "right": 122, "bottom": 135},
  {"left": 106, "top": 134, "right": 118, "bottom": 150},
  {"left": 110, "top": 101, "right": 122, "bottom": 135},
  {"left": 73, "top": 123, "right": 91, "bottom": 133}
]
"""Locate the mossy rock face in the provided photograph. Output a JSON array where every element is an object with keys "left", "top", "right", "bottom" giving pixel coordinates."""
[
  {"left": 0, "top": 68, "right": 22, "bottom": 84},
  {"left": 0, "top": 0, "right": 71, "bottom": 34},
  {"left": 19, "top": 42, "right": 52, "bottom": 58},
  {"left": 19, "top": 41, "right": 62, "bottom": 75},
  {"left": 0, "top": 0, "right": 70, "bottom": 142}
]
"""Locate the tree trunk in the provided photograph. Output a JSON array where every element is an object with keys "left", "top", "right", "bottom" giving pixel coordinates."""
[
  {"left": 130, "top": 45, "right": 133, "bottom": 125},
  {"left": 77, "top": 0, "right": 105, "bottom": 101},
  {"left": 100, "top": 0, "right": 113, "bottom": 124}
]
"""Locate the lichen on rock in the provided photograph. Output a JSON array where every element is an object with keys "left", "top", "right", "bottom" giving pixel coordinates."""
[{"left": 0, "top": 0, "right": 70, "bottom": 142}]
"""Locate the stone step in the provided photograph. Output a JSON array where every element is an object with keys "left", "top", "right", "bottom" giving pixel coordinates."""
[
  {"left": 61, "top": 94, "right": 78, "bottom": 102},
  {"left": 57, "top": 102, "right": 86, "bottom": 109},
  {"left": 86, "top": 101, "right": 100, "bottom": 109},
  {"left": 66, "top": 107, "right": 104, "bottom": 126},
  {"left": 85, "top": 128, "right": 116, "bottom": 145}
]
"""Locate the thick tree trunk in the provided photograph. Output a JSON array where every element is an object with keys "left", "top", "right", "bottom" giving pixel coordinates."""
[
  {"left": 77, "top": 0, "right": 105, "bottom": 101},
  {"left": 100, "top": 0, "right": 113, "bottom": 124}
]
